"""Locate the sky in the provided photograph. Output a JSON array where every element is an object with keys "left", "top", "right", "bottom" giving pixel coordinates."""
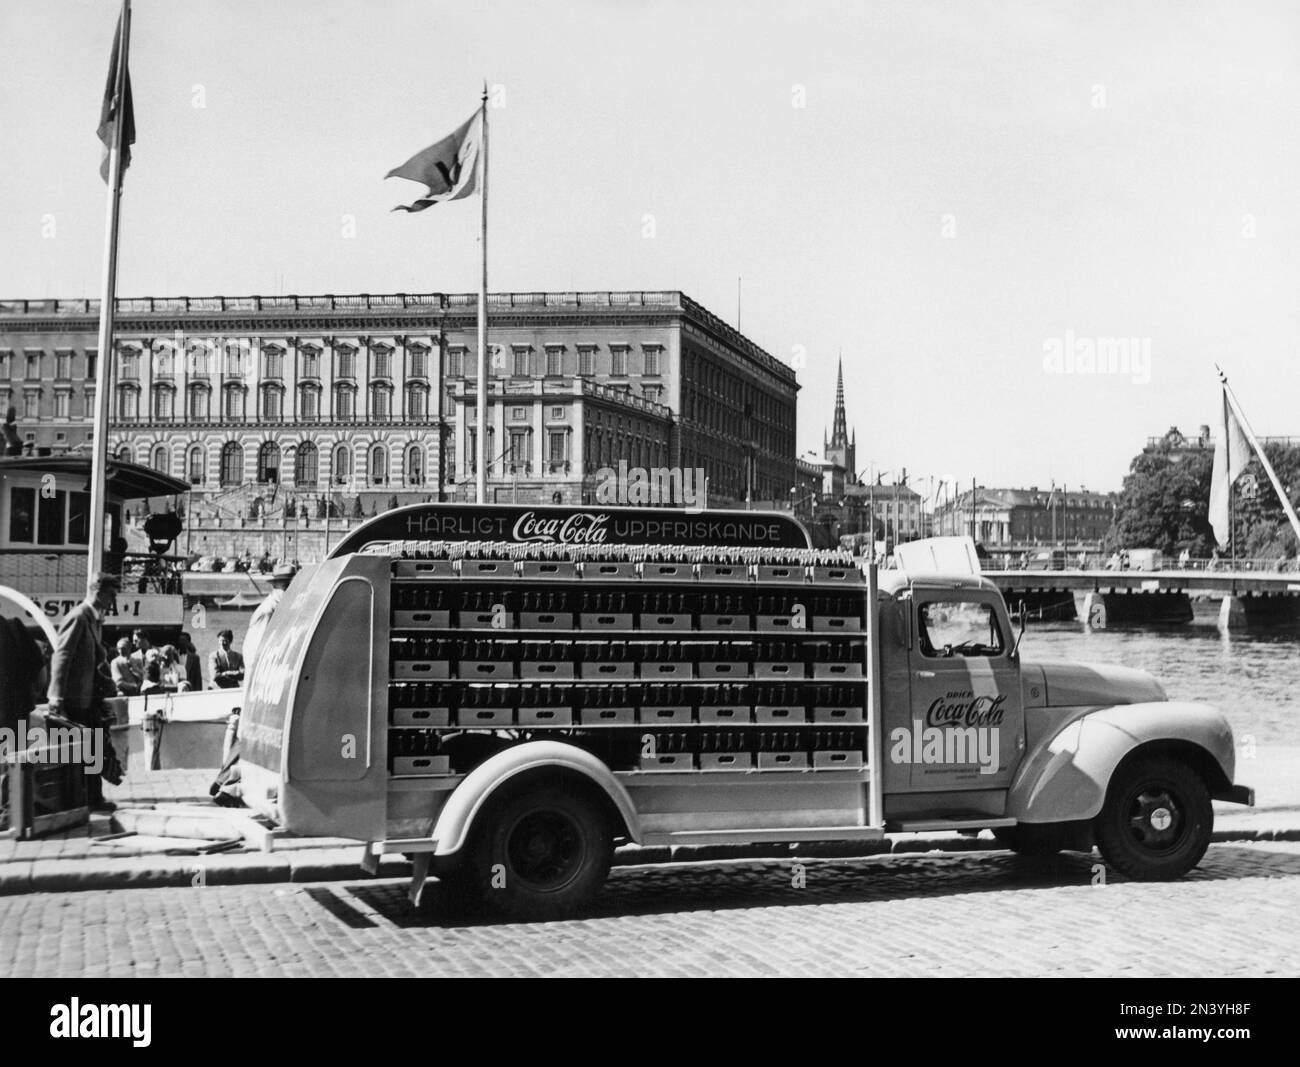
[{"left": 2, "top": 0, "right": 1298, "bottom": 497}]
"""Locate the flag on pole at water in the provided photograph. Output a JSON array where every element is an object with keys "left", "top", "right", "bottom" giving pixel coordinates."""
[
  {"left": 97, "top": 5, "right": 135, "bottom": 183},
  {"left": 1209, "top": 384, "right": 1252, "bottom": 547},
  {"left": 385, "top": 110, "right": 482, "bottom": 212}
]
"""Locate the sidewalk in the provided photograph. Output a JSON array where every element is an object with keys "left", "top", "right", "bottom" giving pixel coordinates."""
[{"left": 2, "top": 749, "right": 1296, "bottom": 896}]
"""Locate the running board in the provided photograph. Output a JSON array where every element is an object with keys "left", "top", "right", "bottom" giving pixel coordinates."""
[
  {"left": 641, "top": 826, "right": 885, "bottom": 847},
  {"left": 886, "top": 817, "right": 1017, "bottom": 833}
]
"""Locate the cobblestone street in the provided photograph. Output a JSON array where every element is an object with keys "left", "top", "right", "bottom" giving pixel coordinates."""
[{"left": 3, "top": 842, "right": 1298, "bottom": 978}]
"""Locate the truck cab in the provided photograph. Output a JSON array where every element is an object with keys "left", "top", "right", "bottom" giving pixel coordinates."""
[{"left": 237, "top": 507, "right": 1253, "bottom": 918}]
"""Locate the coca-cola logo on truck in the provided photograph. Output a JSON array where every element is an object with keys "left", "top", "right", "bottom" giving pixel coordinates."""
[
  {"left": 925, "top": 692, "right": 1007, "bottom": 728},
  {"left": 511, "top": 511, "right": 610, "bottom": 545}
]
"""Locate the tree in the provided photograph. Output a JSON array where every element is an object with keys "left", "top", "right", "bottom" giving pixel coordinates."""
[
  {"left": 1108, "top": 445, "right": 1214, "bottom": 556},
  {"left": 1110, "top": 439, "right": 1300, "bottom": 559}
]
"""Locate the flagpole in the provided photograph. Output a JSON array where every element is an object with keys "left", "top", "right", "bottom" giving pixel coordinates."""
[
  {"left": 475, "top": 84, "right": 489, "bottom": 504},
  {"left": 1217, "top": 364, "right": 1300, "bottom": 551},
  {"left": 88, "top": 0, "right": 131, "bottom": 586}
]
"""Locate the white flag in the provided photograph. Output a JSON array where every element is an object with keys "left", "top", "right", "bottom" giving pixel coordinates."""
[
  {"left": 1209, "top": 388, "right": 1252, "bottom": 547},
  {"left": 385, "top": 109, "right": 481, "bottom": 213}
]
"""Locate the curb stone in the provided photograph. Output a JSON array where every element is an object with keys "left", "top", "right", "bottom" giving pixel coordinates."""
[{"left": 2, "top": 824, "right": 1293, "bottom": 896}]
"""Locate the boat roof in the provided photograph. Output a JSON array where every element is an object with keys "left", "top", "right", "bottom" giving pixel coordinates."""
[{"left": 0, "top": 456, "right": 189, "bottom": 499}]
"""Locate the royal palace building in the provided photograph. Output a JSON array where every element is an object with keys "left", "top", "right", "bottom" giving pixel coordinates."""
[{"left": 0, "top": 291, "right": 798, "bottom": 516}]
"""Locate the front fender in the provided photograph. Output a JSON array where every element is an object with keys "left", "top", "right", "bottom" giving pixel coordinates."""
[
  {"left": 1006, "top": 701, "right": 1235, "bottom": 823},
  {"left": 431, "top": 740, "right": 642, "bottom": 856}
]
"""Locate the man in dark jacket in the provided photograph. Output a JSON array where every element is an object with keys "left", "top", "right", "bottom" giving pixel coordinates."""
[{"left": 47, "top": 573, "right": 121, "bottom": 808}]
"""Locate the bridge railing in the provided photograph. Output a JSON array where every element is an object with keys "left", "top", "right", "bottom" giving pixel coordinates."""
[{"left": 982, "top": 554, "right": 1298, "bottom": 574}]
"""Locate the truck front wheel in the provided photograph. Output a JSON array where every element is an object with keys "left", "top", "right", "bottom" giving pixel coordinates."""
[
  {"left": 459, "top": 785, "right": 613, "bottom": 920},
  {"left": 1093, "top": 756, "right": 1212, "bottom": 880}
]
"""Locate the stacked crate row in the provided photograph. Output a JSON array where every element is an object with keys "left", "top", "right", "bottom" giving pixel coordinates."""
[{"left": 384, "top": 543, "right": 870, "bottom": 777}]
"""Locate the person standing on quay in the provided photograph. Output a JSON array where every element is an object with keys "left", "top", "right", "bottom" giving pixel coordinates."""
[
  {"left": 209, "top": 630, "right": 245, "bottom": 689},
  {"left": 242, "top": 563, "right": 295, "bottom": 668},
  {"left": 47, "top": 573, "right": 123, "bottom": 809},
  {"left": 178, "top": 632, "right": 203, "bottom": 691}
]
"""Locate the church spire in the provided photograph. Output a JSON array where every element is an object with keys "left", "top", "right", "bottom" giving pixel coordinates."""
[{"left": 829, "top": 356, "right": 848, "bottom": 450}]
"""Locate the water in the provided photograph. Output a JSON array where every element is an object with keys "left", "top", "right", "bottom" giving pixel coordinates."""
[
  {"left": 199, "top": 611, "right": 1300, "bottom": 747},
  {"left": 1020, "top": 622, "right": 1300, "bottom": 748}
]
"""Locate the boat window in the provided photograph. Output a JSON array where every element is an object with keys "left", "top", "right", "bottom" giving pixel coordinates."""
[
  {"left": 37, "top": 491, "right": 66, "bottom": 545},
  {"left": 8, "top": 487, "right": 35, "bottom": 543},
  {"left": 68, "top": 491, "right": 90, "bottom": 545}
]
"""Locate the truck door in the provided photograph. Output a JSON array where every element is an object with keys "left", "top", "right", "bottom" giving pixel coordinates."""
[{"left": 901, "top": 593, "right": 1023, "bottom": 792}]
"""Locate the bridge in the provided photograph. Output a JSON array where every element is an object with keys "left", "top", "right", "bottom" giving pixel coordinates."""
[{"left": 984, "top": 568, "right": 1300, "bottom": 627}]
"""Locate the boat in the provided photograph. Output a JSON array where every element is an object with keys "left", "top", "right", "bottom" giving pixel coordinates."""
[
  {"left": 0, "top": 454, "right": 190, "bottom": 643},
  {"left": 217, "top": 590, "right": 266, "bottom": 610}
]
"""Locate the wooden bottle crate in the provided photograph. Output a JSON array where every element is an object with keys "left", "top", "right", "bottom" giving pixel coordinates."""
[
  {"left": 579, "top": 612, "right": 634, "bottom": 630},
  {"left": 460, "top": 559, "right": 516, "bottom": 579},
  {"left": 699, "top": 752, "right": 754, "bottom": 771},
  {"left": 642, "top": 562, "right": 693, "bottom": 581},
  {"left": 754, "top": 705, "right": 807, "bottom": 723},
  {"left": 756, "top": 565, "right": 805, "bottom": 583},
  {"left": 698, "top": 563, "right": 748, "bottom": 582},
  {"left": 813, "top": 662, "right": 865, "bottom": 679},
  {"left": 455, "top": 706, "right": 515, "bottom": 728},
  {"left": 393, "top": 560, "right": 456, "bottom": 579},
  {"left": 754, "top": 661, "right": 804, "bottom": 680},
  {"left": 391, "top": 706, "right": 451, "bottom": 727},
  {"left": 392, "top": 661, "right": 451, "bottom": 680},
  {"left": 813, "top": 706, "right": 866, "bottom": 723},
  {"left": 810, "top": 566, "right": 858, "bottom": 583},
  {"left": 756, "top": 614, "right": 801, "bottom": 632},
  {"left": 638, "top": 613, "right": 693, "bottom": 632},
  {"left": 517, "top": 706, "right": 575, "bottom": 727},
  {"left": 392, "top": 755, "right": 452, "bottom": 777},
  {"left": 812, "top": 616, "right": 863, "bottom": 633},
  {"left": 697, "top": 705, "right": 749, "bottom": 723},
  {"left": 639, "top": 662, "right": 692, "bottom": 681},
  {"left": 583, "top": 561, "right": 639, "bottom": 580},
  {"left": 579, "top": 706, "right": 636, "bottom": 725},
  {"left": 639, "top": 752, "right": 694, "bottom": 771},
  {"left": 520, "top": 560, "right": 578, "bottom": 579},
  {"left": 518, "top": 611, "right": 576, "bottom": 630},
  {"left": 392, "top": 610, "right": 452, "bottom": 628},
  {"left": 698, "top": 613, "right": 749, "bottom": 631},
  {"left": 457, "top": 661, "right": 515, "bottom": 680},
  {"left": 580, "top": 662, "right": 636, "bottom": 680},
  {"left": 757, "top": 752, "right": 809, "bottom": 771},
  {"left": 697, "top": 661, "right": 748, "bottom": 680},
  {"left": 812, "top": 750, "right": 864, "bottom": 770},
  {"left": 521, "top": 662, "right": 575, "bottom": 681},
  {"left": 637, "top": 705, "right": 692, "bottom": 724}
]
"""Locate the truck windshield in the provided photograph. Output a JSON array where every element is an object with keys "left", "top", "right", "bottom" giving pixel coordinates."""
[{"left": 918, "top": 600, "right": 1003, "bottom": 658}]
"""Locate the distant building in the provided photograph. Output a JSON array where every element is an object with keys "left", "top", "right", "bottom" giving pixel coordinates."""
[
  {"left": 0, "top": 290, "right": 798, "bottom": 513},
  {"left": 1146, "top": 424, "right": 1300, "bottom": 458},
  {"left": 933, "top": 485, "right": 1116, "bottom": 549}
]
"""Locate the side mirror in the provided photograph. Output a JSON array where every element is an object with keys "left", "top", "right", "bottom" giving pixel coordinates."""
[{"left": 1011, "top": 600, "right": 1027, "bottom": 658}]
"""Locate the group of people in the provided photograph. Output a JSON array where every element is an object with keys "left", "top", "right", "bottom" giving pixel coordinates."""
[{"left": 108, "top": 629, "right": 203, "bottom": 697}]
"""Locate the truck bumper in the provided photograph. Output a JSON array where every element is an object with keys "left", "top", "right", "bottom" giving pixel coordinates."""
[{"left": 1217, "top": 783, "right": 1255, "bottom": 806}]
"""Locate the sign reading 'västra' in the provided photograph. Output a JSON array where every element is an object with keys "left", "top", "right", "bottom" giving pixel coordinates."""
[{"left": 328, "top": 503, "right": 812, "bottom": 557}]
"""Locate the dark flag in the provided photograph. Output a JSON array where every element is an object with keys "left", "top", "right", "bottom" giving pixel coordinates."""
[
  {"left": 97, "top": 6, "right": 135, "bottom": 183},
  {"left": 385, "top": 110, "right": 482, "bottom": 212}
]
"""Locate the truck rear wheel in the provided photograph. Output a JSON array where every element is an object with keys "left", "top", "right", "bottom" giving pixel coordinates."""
[
  {"left": 459, "top": 785, "right": 613, "bottom": 920},
  {"left": 1093, "top": 756, "right": 1212, "bottom": 880}
]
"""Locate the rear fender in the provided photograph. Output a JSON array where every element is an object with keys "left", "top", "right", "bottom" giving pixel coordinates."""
[
  {"left": 1006, "top": 701, "right": 1236, "bottom": 823},
  {"left": 431, "top": 741, "right": 641, "bottom": 856}
]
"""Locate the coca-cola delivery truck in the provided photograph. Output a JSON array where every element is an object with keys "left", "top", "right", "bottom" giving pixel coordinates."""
[{"left": 237, "top": 503, "right": 1252, "bottom": 918}]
